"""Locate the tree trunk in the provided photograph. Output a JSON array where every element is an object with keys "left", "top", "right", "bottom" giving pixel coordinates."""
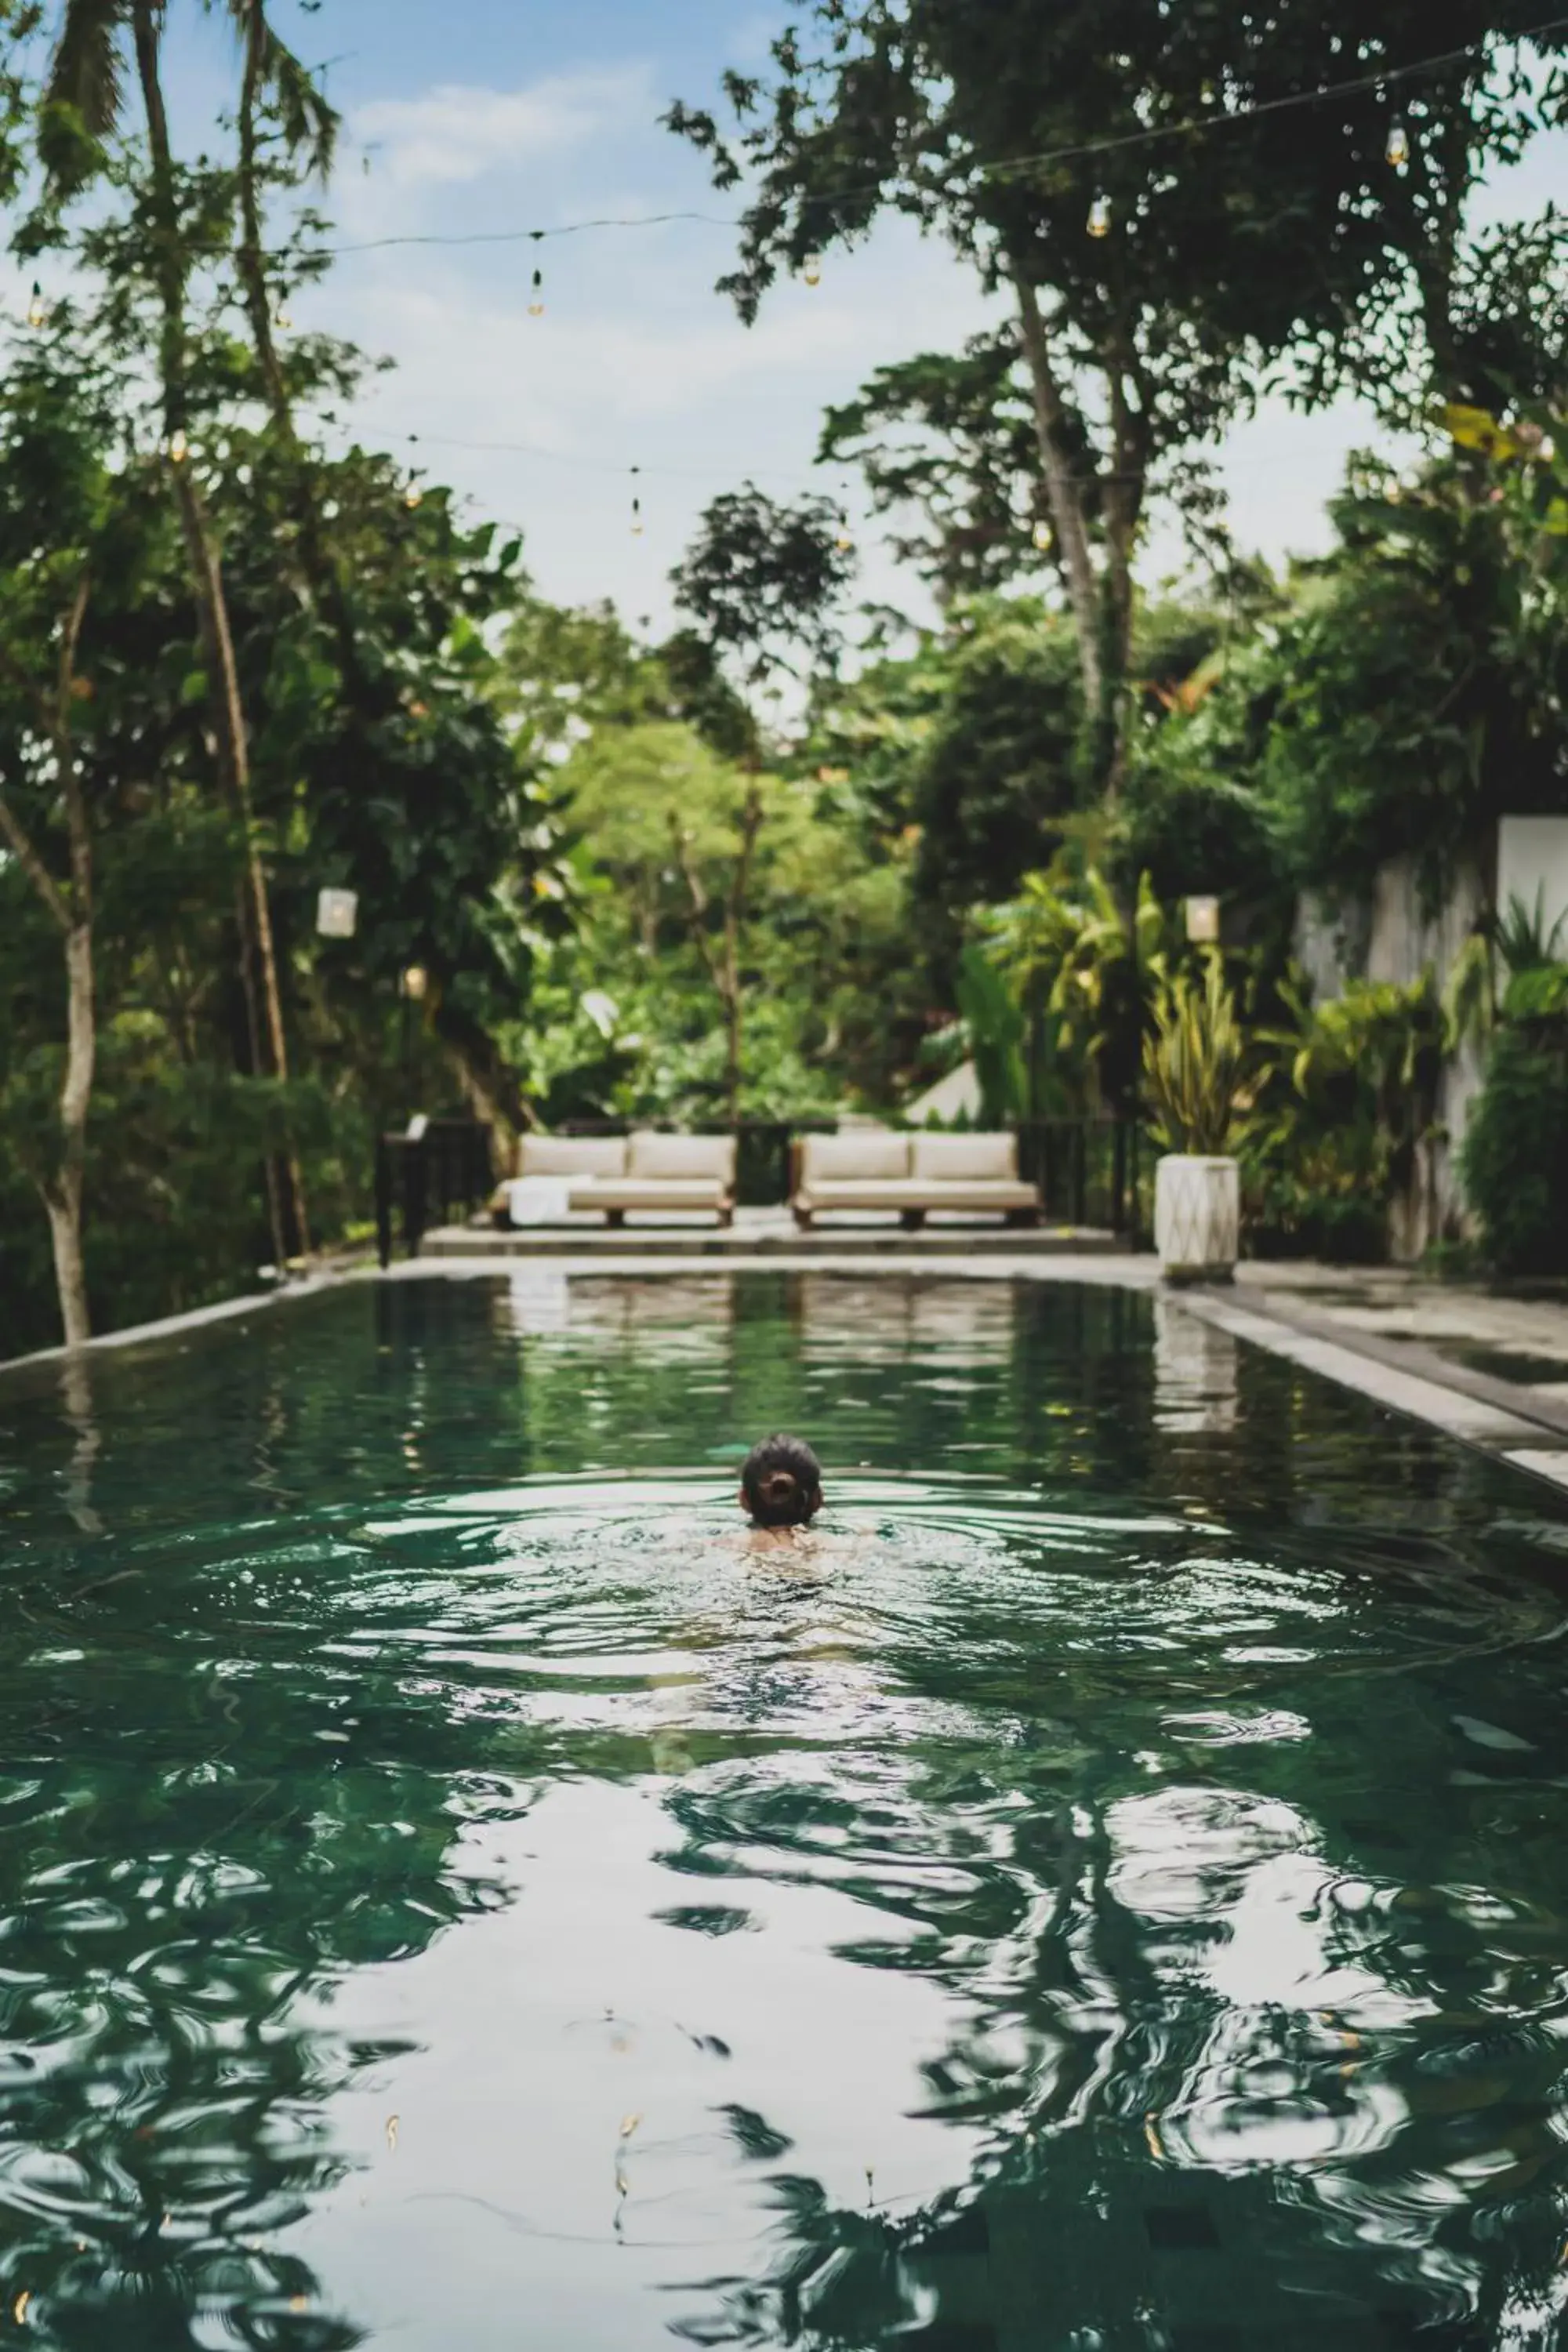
[
  {"left": 1011, "top": 265, "right": 1104, "bottom": 723},
  {"left": 132, "top": 0, "right": 308, "bottom": 1256},
  {"left": 46, "top": 917, "right": 96, "bottom": 1348},
  {"left": 431, "top": 995, "right": 530, "bottom": 1156},
  {"left": 44, "top": 1171, "right": 90, "bottom": 1352}
]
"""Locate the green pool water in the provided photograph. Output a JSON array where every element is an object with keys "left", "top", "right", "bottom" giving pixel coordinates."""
[{"left": 4, "top": 1272, "right": 1568, "bottom": 2352}]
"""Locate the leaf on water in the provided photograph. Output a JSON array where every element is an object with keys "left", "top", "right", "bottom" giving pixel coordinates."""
[
  {"left": 386, "top": 2114, "right": 400, "bottom": 2152},
  {"left": 619, "top": 2112, "right": 641, "bottom": 2140}
]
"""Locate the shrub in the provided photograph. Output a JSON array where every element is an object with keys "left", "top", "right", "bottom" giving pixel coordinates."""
[{"left": 1461, "top": 1027, "right": 1568, "bottom": 1275}]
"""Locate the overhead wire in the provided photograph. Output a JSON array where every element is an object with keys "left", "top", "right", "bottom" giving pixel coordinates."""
[{"left": 309, "top": 13, "right": 1568, "bottom": 259}]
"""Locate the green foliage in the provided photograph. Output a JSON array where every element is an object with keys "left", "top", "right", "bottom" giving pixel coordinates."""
[
  {"left": 988, "top": 863, "right": 1172, "bottom": 1116},
  {"left": 1257, "top": 471, "right": 1565, "bottom": 909},
  {"left": 1142, "top": 953, "right": 1252, "bottom": 1157},
  {"left": 1495, "top": 887, "right": 1568, "bottom": 975},
  {"left": 1461, "top": 1027, "right": 1568, "bottom": 1275},
  {"left": 954, "top": 944, "right": 1027, "bottom": 1126},
  {"left": 1242, "top": 972, "right": 1451, "bottom": 1260},
  {"left": 672, "top": 482, "right": 855, "bottom": 690},
  {"left": 910, "top": 601, "right": 1084, "bottom": 923},
  {"left": 820, "top": 332, "right": 1068, "bottom": 603}
]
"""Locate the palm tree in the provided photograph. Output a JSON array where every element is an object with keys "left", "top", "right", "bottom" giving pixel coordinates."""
[{"left": 45, "top": 0, "right": 331, "bottom": 1260}]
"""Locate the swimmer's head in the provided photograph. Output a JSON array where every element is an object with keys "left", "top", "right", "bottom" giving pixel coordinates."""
[{"left": 739, "top": 1434, "right": 822, "bottom": 1529}]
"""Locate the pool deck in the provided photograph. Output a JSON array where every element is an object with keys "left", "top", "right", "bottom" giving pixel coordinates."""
[{"left": 419, "top": 1206, "right": 1125, "bottom": 1259}]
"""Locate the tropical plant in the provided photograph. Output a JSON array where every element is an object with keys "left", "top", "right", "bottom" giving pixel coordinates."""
[
  {"left": 1461, "top": 1027, "right": 1568, "bottom": 1275},
  {"left": 1242, "top": 971, "right": 1457, "bottom": 1258},
  {"left": 1142, "top": 951, "right": 1253, "bottom": 1157},
  {"left": 953, "top": 943, "right": 1027, "bottom": 1127},
  {"left": 1495, "top": 886, "right": 1568, "bottom": 975}
]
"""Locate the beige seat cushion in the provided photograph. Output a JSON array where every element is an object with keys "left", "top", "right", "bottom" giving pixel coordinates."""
[
  {"left": 521, "top": 1134, "right": 627, "bottom": 1179},
  {"left": 910, "top": 1131, "right": 1019, "bottom": 1182},
  {"left": 800, "top": 1179, "right": 1037, "bottom": 1212},
  {"left": 798, "top": 1133, "right": 911, "bottom": 1187},
  {"left": 573, "top": 1179, "right": 730, "bottom": 1212},
  {"left": 628, "top": 1132, "right": 737, "bottom": 1185}
]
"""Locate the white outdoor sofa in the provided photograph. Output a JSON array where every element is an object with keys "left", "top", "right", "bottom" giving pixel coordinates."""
[
  {"left": 492, "top": 1132, "right": 737, "bottom": 1228},
  {"left": 789, "top": 1131, "right": 1042, "bottom": 1229}
]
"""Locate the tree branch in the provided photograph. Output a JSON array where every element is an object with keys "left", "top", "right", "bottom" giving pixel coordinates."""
[
  {"left": 670, "top": 811, "right": 723, "bottom": 989},
  {"left": 0, "top": 781, "right": 70, "bottom": 932},
  {"left": 56, "top": 570, "right": 93, "bottom": 918}
]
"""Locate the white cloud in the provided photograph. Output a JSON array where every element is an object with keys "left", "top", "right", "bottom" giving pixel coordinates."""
[{"left": 356, "top": 68, "right": 652, "bottom": 187}]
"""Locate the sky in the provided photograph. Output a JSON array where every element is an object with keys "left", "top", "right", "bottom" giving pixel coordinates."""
[{"left": 148, "top": 0, "right": 1568, "bottom": 642}]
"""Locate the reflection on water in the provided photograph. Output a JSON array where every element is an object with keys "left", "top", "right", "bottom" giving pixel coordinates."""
[{"left": 2, "top": 1274, "right": 1568, "bottom": 2349}]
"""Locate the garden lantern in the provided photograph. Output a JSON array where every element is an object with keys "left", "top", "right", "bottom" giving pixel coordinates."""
[{"left": 316, "top": 887, "right": 358, "bottom": 939}]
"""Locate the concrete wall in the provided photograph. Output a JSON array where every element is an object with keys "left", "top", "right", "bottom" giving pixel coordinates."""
[{"left": 1497, "top": 816, "right": 1568, "bottom": 952}]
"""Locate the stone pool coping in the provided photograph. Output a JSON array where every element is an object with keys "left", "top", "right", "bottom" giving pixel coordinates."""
[{"left": 6, "top": 1250, "right": 1568, "bottom": 1498}]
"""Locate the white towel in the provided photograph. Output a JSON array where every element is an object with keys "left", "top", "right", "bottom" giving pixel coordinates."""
[{"left": 503, "top": 1175, "right": 575, "bottom": 1226}]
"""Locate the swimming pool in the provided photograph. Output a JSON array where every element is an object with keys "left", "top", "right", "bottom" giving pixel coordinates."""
[{"left": 2, "top": 1271, "right": 1567, "bottom": 2350}]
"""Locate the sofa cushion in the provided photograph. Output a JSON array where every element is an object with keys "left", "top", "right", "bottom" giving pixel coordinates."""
[
  {"left": 521, "top": 1134, "right": 627, "bottom": 1179},
  {"left": 799, "top": 1132, "right": 910, "bottom": 1186},
  {"left": 628, "top": 1132, "right": 737, "bottom": 1183},
  {"left": 575, "top": 1179, "right": 729, "bottom": 1210},
  {"left": 910, "top": 1131, "right": 1018, "bottom": 1182},
  {"left": 800, "top": 1179, "right": 1036, "bottom": 1210}
]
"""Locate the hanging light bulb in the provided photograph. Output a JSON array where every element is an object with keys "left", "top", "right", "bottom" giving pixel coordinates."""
[
  {"left": 630, "top": 466, "right": 644, "bottom": 536},
  {"left": 1087, "top": 194, "right": 1112, "bottom": 239},
  {"left": 1032, "top": 518, "right": 1052, "bottom": 554},
  {"left": 26, "top": 281, "right": 45, "bottom": 329},
  {"left": 404, "top": 481, "right": 423, "bottom": 510},
  {"left": 1385, "top": 118, "right": 1410, "bottom": 170},
  {"left": 802, "top": 252, "right": 823, "bottom": 287},
  {"left": 835, "top": 508, "right": 855, "bottom": 554},
  {"left": 275, "top": 303, "right": 293, "bottom": 331},
  {"left": 528, "top": 265, "right": 545, "bottom": 318},
  {"left": 168, "top": 427, "right": 189, "bottom": 465}
]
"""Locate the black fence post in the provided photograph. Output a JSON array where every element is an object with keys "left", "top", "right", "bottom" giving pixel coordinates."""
[
  {"left": 400, "top": 1133, "right": 426, "bottom": 1259},
  {"left": 376, "top": 1135, "right": 394, "bottom": 1270}
]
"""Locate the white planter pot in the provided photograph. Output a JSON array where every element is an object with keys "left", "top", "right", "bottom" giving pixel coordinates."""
[{"left": 1155, "top": 1153, "right": 1240, "bottom": 1283}]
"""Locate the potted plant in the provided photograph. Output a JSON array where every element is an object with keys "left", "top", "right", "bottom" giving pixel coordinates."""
[{"left": 1144, "top": 952, "right": 1253, "bottom": 1283}]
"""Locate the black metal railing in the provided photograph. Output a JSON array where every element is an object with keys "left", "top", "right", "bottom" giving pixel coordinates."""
[
  {"left": 376, "top": 1118, "right": 496, "bottom": 1267},
  {"left": 376, "top": 1112, "right": 1148, "bottom": 1263},
  {"left": 1012, "top": 1117, "right": 1146, "bottom": 1240}
]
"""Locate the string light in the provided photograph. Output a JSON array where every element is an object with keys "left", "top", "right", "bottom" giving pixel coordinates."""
[
  {"left": 835, "top": 509, "right": 855, "bottom": 554},
  {"left": 802, "top": 252, "right": 823, "bottom": 286},
  {"left": 1385, "top": 118, "right": 1411, "bottom": 169},
  {"left": 528, "top": 266, "right": 545, "bottom": 317},
  {"left": 159, "top": 17, "right": 1568, "bottom": 270},
  {"left": 26, "top": 281, "right": 45, "bottom": 328},
  {"left": 275, "top": 303, "right": 294, "bottom": 330},
  {"left": 404, "top": 481, "right": 423, "bottom": 509},
  {"left": 1033, "top": 518, "right": 1052, "bottom": 553},
  {"left": 168, "top": 428, "right": 189, "bottom": 465},
  {"left": 630, "top": 466, "right": 644, "bottom": 535},
  {"left": 1087, "top": 194, "right": 1112, "bottom": 238}
]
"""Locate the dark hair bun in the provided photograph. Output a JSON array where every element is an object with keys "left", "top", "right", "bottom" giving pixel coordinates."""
[{"left": 741, "top": 1434, "right": 822, "bottom": 1528}]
